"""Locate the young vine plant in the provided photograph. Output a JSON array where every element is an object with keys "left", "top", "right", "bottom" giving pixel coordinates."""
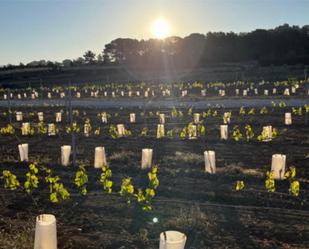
[{"left": 74, "top": 165, "right": 88, "bottom": 195}]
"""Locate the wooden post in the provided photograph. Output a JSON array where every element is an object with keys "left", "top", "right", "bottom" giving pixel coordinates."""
[
  {"left": 7, "top": 89, "right": 12, "bottom": 124},
  {"left": 68, "top": 82, "right": 76, "bottom": 166}
]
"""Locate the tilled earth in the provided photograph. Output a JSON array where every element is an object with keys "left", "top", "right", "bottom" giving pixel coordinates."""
[{"left": 0, "top": 103, "right": 308, "bottom": 249}]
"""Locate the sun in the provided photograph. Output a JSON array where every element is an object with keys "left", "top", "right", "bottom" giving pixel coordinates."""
[{"left": 151, "top": 18, "right": 171, "bottom": 39}]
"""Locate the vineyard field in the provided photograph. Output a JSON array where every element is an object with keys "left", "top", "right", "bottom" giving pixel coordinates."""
[{"left": 0, "top": 100, "right": 308, "bottom": 248}]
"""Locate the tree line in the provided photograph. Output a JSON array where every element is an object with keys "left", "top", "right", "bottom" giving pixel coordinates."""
[{"left": 2, "top": 24, "right": 309, "bottom": 71}]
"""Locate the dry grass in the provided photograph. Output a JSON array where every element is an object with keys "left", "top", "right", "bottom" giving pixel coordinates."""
[
  {"left": 217, "top": 163, "right": 263, "bottom": 177},
  {"left": 163, "top": 205, "right": 212, "bottom": 234},
  {"left": 164, "top": 151, "right": 204, "bottom": 164},
  {"left": 109, "top": 150, "right": 135, "bottom": 161}
]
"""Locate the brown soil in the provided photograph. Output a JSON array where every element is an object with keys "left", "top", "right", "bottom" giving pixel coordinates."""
[{"left": 0, "top": 104, "right": 308, "bottom": 249}]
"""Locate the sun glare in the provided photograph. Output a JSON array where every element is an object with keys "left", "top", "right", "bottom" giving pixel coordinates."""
[{"left": 151, "top": 18, "right": 171, "bottom": 39}]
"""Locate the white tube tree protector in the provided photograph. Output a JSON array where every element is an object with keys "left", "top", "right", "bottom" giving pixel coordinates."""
[
  {"left": 136, "top": 91, "right": 140, "bottom": 96},
  {"left": 264, "top": 89, "right": 269, "bottom": 96},
  {"left": 48, "top": 124, "right": 56, "bottom": 136},
  {"left": 18, "top": 143, "right": 29, "bottom": 162},
  {"left": 61, "top": 145, "right": 71, "bottom": 166},
  {"left": 94, "top": 147, "right": 107, "bottom": 168},
  {"left": 159, "top": 114, "right": 165, "bottom": 124},
  {"left": 243, "top": 90, "right": 247, "bottom": 96},
  {"left": 16, "top": 111, "right": 23, "bottom": 121},
  {"left": 285, "top": 112, "right": 292, "bottom": 125},
  {"left": 219, "top": 90, "right": 225, "bottom": 96},
  {"left": 141, "top": 148, "right": 153, "bottom": 169},
  {"left": 21, "top": 122, "right": 31, "bottom": 135},
  {"left": 291, "top": 87, "right": 296, "bottom": 94},
  {"left": 223, "top": 112, "right": 231, "bottom": 124},
  {"left": 271, "top": 154, "right": 286, "bottom": 180},
  {"left": 284, "top": 88, "right": 290, "bottom": 96},
  {"left": 18, "top": 94, "right": 21, "bottom": 99},
  {"left": 34, "top": 214, "right": 57, "bottom": 249},
  {"left": 204, "top": 151, "right": 216, "bottom": 174},
  {"left": 201, "top": 89, "right": 206, "bottom": 96},
  {"left": 157, "top": 124, "right": 165, "bottom": 138},
  {"left": 235, "top": 89, "right": 239, "bottom": 95},
  {"left": 130, "top": 113, "right": 136, "bottom": 123},
  {"left": 47, "top": 92, "right": 52, "bottom": 99},
  {"left": 159, "top": 231, "right": 187, "bottom": 249},
  {"left": 38, "top": 112, "right": 44, "bottom": 122},
  {"left": 101, "top": 112, "right": 108, "bottom": 123},
  {"left": 4, "top": 94, "right": 7, "bottom": 100},
  {"left": 220, "top": 125, "right": 228, "bottom": 140},
  {"left": 117, "top": 124, "right": 125, "bottom": 137},
  {"left": 76, "top": 92, "right": 81, "bottom": 98},
  {"left": 193, "top": 113, "right": 200, "bottom": 124},
  {"left": 272, "top": 88, "right": 277, "bottom": 94},
  {"left": 254, "top": 88, "right": 258, "bottom": 95},
  {"left": 55, "top": 112, "right": 62, "bottom": 123},
  {"left": 84, "top": 124, "right": 90, "bottom": 137}
]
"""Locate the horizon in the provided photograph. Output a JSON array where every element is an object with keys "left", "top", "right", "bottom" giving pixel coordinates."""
[{"left": 0, "top": 0, "right": 308, "bottom": 66}]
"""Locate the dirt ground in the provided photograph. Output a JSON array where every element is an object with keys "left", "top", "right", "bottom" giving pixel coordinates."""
[{"left": 0, "top": 102, "right": 308, "bottom": 249}]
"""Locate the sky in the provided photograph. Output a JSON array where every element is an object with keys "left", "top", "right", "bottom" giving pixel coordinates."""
[{"left": 0, "top": 0, "right": 308, "bottom": 65}]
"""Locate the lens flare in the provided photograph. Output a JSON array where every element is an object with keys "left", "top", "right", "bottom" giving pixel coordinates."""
[
  {"left": 152, "top": 217, "right": 159, "bottom": 223},
  {"left": 152, "top": 18, "right": 171, "bottom": 39}
]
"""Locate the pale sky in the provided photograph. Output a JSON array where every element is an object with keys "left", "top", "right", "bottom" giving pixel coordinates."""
[{"left": 0, "top": 0, "right": 308, "bottom": 65}]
